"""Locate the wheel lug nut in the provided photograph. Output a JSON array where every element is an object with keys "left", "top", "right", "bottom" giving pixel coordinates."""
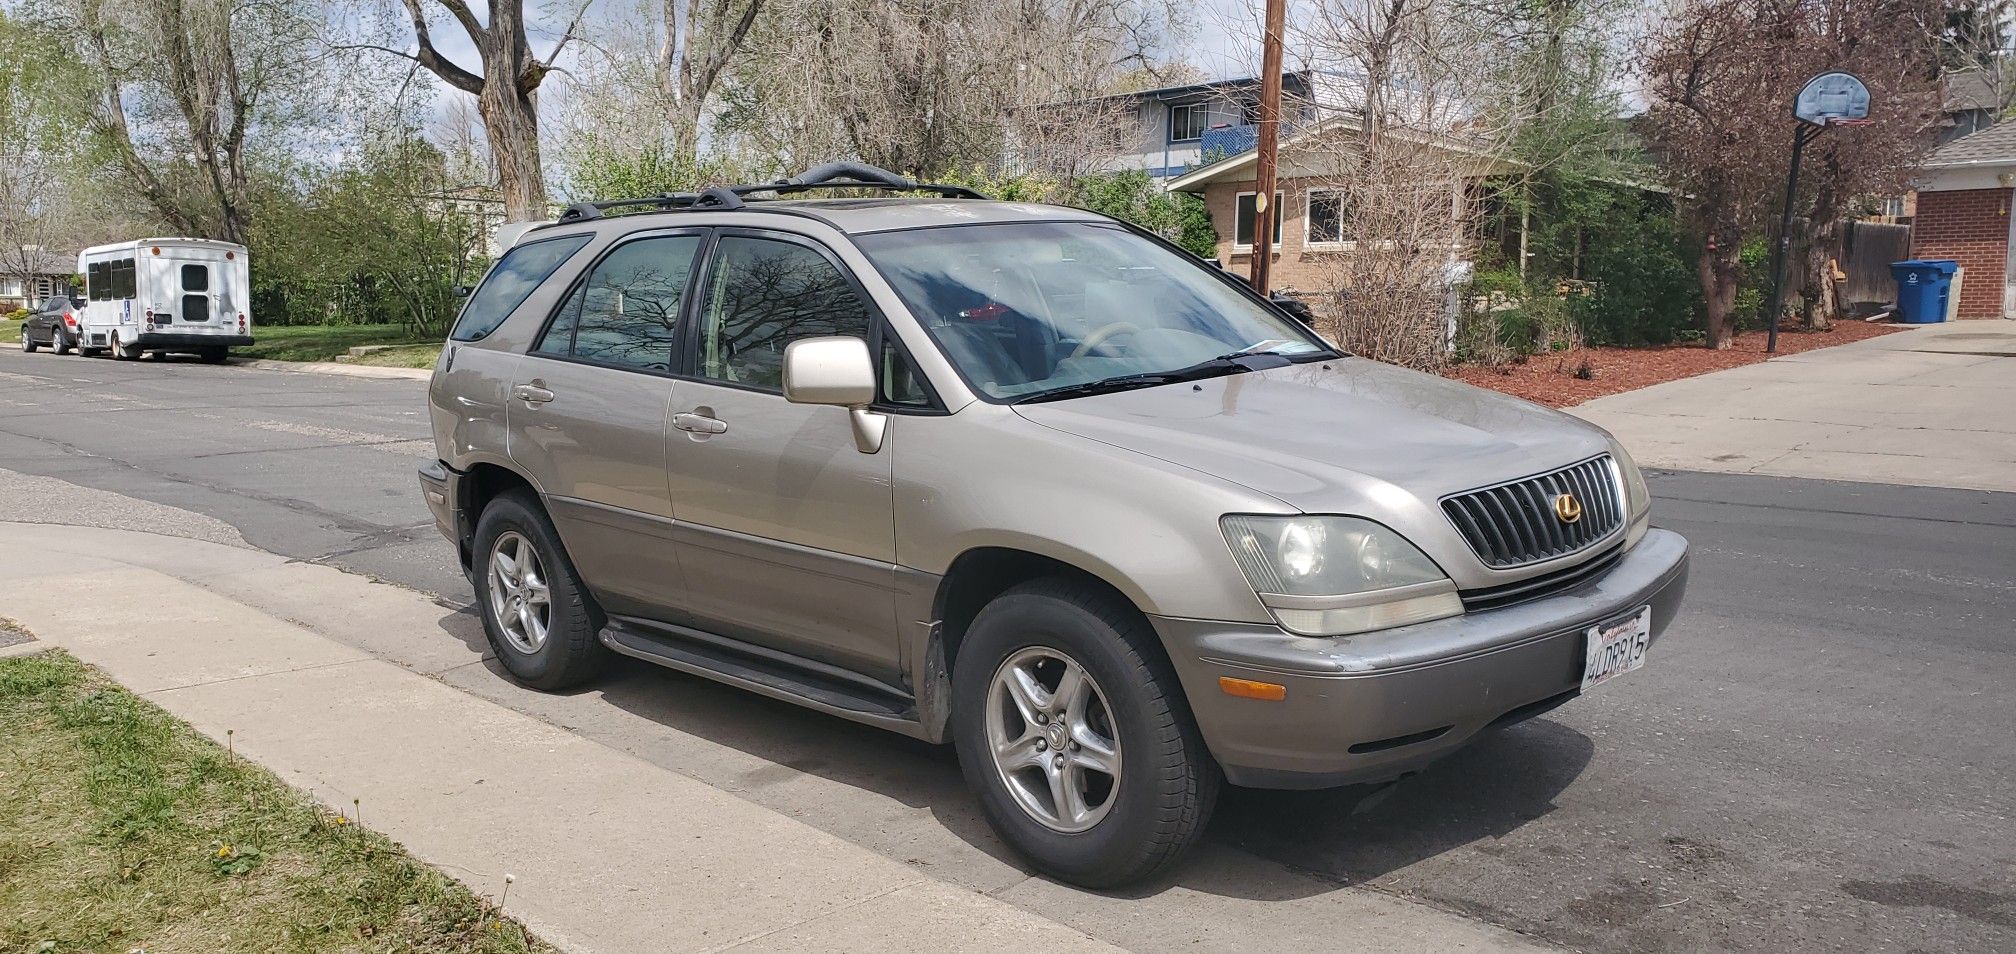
[
  {"left": 1035, "top": 739, "right": 1047, "bottom": 751},
  {"left": 1053, "top": 755, "right": 1064, "bottom": 768}
]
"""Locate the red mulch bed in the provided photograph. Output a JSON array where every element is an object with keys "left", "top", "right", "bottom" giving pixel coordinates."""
[{"left": 1443, "top": 320, "right": 1910, "bottom": 408}]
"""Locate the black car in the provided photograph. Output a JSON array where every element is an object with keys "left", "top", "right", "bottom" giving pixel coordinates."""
[{"left": 20, "top": 296, "right": 85, "bottom": 355}]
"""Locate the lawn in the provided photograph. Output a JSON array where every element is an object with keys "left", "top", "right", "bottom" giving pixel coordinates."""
[
  {"left": 235, "top": 323, "right": 439, "bottom": 363},
  {"left": 0, "top": 644, "right": 552, "bottom": 953},
  {"left": 1, "top": 316, "right": 24, "bottom": 343}
]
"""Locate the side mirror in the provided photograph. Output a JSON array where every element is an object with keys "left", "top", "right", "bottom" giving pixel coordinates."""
[
  {"left": 783, "top": 336, "right": 885, "bottom": 454},
  {"left": 454, "top": 284, "right": 475, "bottom": 298}
]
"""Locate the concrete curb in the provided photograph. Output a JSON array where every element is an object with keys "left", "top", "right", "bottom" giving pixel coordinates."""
[
  {"left": 235, "top": 358, "right": 433, "bottom": 380},
  {"left": 0, "top": 522, "right": 1119, "bottom": 954},
  {"left": 2, "top": 338, "right": 433, "bottom": 380}
]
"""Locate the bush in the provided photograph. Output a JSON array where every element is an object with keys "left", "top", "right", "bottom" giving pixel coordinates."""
[
  {"left": 1068, "top": 170, "right": 1218, "bottom": 258},
  {"left": 1569, "top": 209, "right": 1701, "bottom": 346},
  {"left": 4, "top": 308, "right": 28, "bottom": 322}
]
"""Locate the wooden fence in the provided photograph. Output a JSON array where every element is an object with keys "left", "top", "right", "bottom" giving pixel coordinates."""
[{"left": 1841, "top": 221, "right": 1912, "bottom": 307}]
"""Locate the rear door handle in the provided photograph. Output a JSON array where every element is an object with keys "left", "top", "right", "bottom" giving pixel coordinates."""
[
  {"left": 673, "top": 411, "right": 727, "bottom": 435},
  {"left": 512, "top": 383, "right": 555, "bottom": 404}
]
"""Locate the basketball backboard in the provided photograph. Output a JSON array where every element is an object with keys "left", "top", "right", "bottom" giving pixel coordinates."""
[{"left": 1794, "top": 72, "right": 1871, "bottom": 125}]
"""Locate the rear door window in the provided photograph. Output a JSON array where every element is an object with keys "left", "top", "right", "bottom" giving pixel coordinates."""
[
  {"left": 534, "top": 234, "right": 703, "bottom": 372},
  {"left": 450, "top": 234, "right": 593, "bottom": 342}
]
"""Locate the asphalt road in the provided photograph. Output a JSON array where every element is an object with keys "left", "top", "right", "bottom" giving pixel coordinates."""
[{"left": 2, "top": 347, "right": 2012, "bottom": 953}]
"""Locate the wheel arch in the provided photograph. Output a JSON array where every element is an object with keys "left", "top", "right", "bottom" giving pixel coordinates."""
[
  {"left": 919, "top": 545, "right": 1194, "bottom": 745},
  {"left": 454, "top": 460, "right": 542, "bottom": 569}
]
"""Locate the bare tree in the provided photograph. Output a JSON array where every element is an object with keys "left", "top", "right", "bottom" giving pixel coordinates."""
[
  {"left": 1285, "top": 0, "right": 1517, "bottom": 369},
  {"left": 721, "top": 0, "right": 1182, "bottom": 178},
  {"left": 657, "top": 0, "right": 763, "bottom": 160},
  {"left": 357, "top": 0, "right": 587, "bottom": 221},
  {"left": 61, "top": 0, "right": 307, "bottom": 243}
]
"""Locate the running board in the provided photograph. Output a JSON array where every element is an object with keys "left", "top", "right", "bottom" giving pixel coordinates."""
[{"left": 600, "top": 617, "right": 928, "bottom": 740}]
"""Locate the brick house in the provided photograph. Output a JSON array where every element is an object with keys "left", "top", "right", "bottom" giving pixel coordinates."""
[
  {"left": 1909, "top": 121, "right": 2016, "bottom": 319},
  {"left": 1163, "top": 124, "right": 1517, "bottom": 295}
]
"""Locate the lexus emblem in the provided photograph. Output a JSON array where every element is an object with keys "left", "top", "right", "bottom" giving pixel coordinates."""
[{"left": 1553, "top": 492, "right": 1584, "bottom": 524}]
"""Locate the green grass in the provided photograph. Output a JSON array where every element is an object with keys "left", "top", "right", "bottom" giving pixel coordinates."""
[
  {"left": 0, "top": 646, "right": 553, "bottom": 954},
  {"left": 345, "top": 343, "right": 444, "bottom": 369},
  {"left": 236, "top": 324, "right": 437, "bottom": 363},
  {"left": 1, "top": 316, "right": 24, "bottom": 343}
]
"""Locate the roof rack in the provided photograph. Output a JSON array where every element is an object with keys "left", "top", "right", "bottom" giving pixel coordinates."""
[{"left": 557, "top": 162, "right": 990, "bottom": 223}]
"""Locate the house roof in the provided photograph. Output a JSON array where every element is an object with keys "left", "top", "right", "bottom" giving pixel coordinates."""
[
  {"left": 1945, "top": 70, "right": 2000, "bottom": 113},
  {"left": 10, "top": 249, "right": 77, "bottom": 276},
  {"left": 1057, "top": 70, "right": 1312, "bottom": 108},
  {"left": 1163, "top": 116, "right": 1514, "bottom": 191},
  {"left": 1924, "top": 119, "right": 2016, "bottom": 168}
]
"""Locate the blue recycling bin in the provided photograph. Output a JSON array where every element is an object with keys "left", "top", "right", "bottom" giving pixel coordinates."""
[{"left": 1890, "top": 260, "right": 1959, "bottom": 324}]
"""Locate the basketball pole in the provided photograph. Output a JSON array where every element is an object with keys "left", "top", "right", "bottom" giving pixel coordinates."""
[{"left": 1764, "top": 123, "right": 1822, "bottom": 355}]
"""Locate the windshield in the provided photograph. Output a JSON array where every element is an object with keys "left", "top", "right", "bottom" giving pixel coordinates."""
[{"left": 856, "top": 221, "right": 1328, "bottom": 401}]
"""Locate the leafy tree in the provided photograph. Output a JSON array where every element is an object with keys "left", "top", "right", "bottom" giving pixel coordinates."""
[{"left": 1643, "top": 0, "right": 1945, "bottom": 348}]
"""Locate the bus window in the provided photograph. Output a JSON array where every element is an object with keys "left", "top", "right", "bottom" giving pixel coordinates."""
[
  {"left": 111, "top": 258, "right": 136, "bottom": 299},
  {"left": 88, "top": 261, "right": 109, "bottom": 301}
]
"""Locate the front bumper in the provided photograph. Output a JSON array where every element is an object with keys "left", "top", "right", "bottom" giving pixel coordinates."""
[
  {"left": 136, "top": 332, "right": 255, "bottom": 350},
  {"left": 1154, "top": 528, "right": 1690, "bottom": 789}
]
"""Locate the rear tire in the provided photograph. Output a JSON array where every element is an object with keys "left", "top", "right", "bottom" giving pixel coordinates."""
[
  {"left": 470, "top": 489, "right": 609, "bottom": 690},
  {"left": 951, "top": 577, "right": 1218, "bottom": 888},
  {"left": 53, "top": 331, "right": 73, "bottom": 355},
  {"left": 199, "top": 347, "right": 228, "bottom": 364},
  {"left": 113, "top": 335, "right": 142, "bottom": 360}
]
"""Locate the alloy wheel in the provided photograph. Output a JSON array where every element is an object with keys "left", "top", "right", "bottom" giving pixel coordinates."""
[
  {"left": 486, "top": 530, "right": 552, "bottom": 655},
  {"left": 985, "top": 646, "right": 1123, "bottom": 833}
]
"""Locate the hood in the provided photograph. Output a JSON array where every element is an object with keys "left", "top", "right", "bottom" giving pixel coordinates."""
[{"left": 1012, "top": 357, "right": 1612, "bottom": 515}]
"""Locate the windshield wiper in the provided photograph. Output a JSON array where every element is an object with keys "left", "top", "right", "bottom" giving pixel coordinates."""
[{"left": 1013, "top": 353, "right": 1268, "bottom": 405}]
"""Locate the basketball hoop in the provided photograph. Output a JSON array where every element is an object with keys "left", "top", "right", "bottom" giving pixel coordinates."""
[{"left": 1795, "top": 72, "right": 1872, "bottom": 126}]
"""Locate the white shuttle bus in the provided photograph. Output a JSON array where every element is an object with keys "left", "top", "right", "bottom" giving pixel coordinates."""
[{"left": 77, "top": 238, "right": 253, "bottom": 362}]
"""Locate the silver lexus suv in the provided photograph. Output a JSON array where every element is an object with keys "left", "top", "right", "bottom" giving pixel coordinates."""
[{"left": 419, "top": 163, "right": 1690, "bottom": 887}]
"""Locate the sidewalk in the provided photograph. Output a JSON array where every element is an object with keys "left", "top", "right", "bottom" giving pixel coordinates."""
[
  {"left": 0, "top": 523, "right": 1112, "bottom": 954},
  {"left": 0, "top": 521, "right": 1548, "bottom": 953},
  {"left": 1572, "top": 319, "right": 2016, "bottom": 493}
]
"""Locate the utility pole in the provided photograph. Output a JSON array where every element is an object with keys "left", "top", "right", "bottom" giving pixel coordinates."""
[{"left": 1249, "top": 0, "right": 1286, "bottom": 294}]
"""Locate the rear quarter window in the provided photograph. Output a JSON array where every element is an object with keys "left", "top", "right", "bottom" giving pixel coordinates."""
[{"left": 449, "top": 234, "right": 593, "bottom": 342}]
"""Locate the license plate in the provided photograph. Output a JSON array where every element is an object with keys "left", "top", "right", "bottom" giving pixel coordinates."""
[{"left": 1581, "top": 606, "right": 1652, "bottom": 692}]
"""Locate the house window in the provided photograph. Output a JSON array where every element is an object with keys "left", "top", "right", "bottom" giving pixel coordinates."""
[
  {"left": 1307, "top": 190, "right": 1351, "bottom": 245},
  {"left": 1170, "top": 103, "right": 1209, "bottom": 142},
  {"left": 1234, "top": 191, "right": 1283, "bottom": 249}
]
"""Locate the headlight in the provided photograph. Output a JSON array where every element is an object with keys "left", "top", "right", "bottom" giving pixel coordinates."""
[
  {"left": 1220, "top": 515, "right": 1463, "bottom": 636},
  {"left": 1609, "top": 441, "right": 1652, "bottom": 549}
]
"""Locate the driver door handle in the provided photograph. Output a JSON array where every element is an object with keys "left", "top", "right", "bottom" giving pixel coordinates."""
[
  {"left": 512, "top": 383, "right": 555, "bottom": 404},
  {"left": 673, "top": 411, "right": 727, "bottom": 435}
]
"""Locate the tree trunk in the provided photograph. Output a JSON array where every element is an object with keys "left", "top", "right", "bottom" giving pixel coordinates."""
[
  {"left": 1698, "top": 242, "right": 1742, "bottom": 349},
  {"left": 1800, "top": 215, "right": 1840, "bottom": 331},
  {"left": 480, "top": 85, "right": 546, "bottom": 222}
]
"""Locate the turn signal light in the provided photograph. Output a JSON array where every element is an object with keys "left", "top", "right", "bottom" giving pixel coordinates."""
[{"left": 1218, "top": 676, "right": 1287, "bottom": 701}]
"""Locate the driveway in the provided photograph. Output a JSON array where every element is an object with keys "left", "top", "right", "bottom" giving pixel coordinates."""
[{"left": 1573, "top": 320, "right": 2016, "bottom": 493}]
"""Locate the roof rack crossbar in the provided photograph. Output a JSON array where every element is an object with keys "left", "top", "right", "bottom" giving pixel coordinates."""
[{"left": 555, "top": 162, "right": 988, "bottom": 223}]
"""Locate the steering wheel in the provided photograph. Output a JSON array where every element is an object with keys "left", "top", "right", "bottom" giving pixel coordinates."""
[{"left": 1071, "top": 321, "right": 1142, "bottom": 360}]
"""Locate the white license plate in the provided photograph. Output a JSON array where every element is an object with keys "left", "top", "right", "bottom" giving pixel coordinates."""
[{"left": 1581, "top": 606, "right": 1652, "bottom": 692}]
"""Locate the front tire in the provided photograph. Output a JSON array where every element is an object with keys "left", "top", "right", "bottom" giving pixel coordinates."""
[
  {"left": 951, "top": 577, "right": 1218, "bottom": 888},
  {"left": 20, "top": 330, "right": 36, "bottom": 353},
  {"left": 470, "top": 489, "right": 609, "bottom": 690}
]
